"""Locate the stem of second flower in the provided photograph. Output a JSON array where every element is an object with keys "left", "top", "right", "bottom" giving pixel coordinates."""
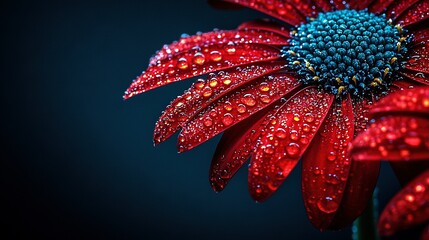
[{"left": 352, "top": 188, "right": 380, "bottom": 240}]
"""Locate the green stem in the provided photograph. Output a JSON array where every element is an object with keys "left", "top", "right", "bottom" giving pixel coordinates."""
[{"left": 352, "top": 188, "right": 380, "bottom": 240}]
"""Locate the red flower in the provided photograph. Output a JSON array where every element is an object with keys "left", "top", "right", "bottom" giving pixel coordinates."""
[
  {"left": 351, "top": 87, "right": 429, "bottom": 237},
  {"left": 124, "top": 0, "right": 429, "bottom": 230}
]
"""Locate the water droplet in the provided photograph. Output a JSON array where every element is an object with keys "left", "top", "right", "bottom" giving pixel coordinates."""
[
  {"left": 223, "top": 78, "right": 232, "bottom": 85},
  {"left": 263, "top": 144, "right": 275, "bottom": 154},
  {"left": 241, "top": 94, "right": 256, "bottom": 106},
  {"left": 404, "top": 136, "right": 422, "bottom": 147},
  {"left": 224, "top": 101, "right": 233, "bottom": 111},
  {"left": 317, "top": 197, "right": 339, "bottom": 214},
  {"left": 415, "top": 184, "right": 425, "bottom": 193},
  {"left": 237, "top": 104, "right": 247, "bottom": 113},
  {"left": 276, "top": 128, "right": 287, "bottom": 139},
  {"left": 259, "top": 82, "right": 270, "bottom": 92},
  {"left": 405, "top": 194, "right": 415, "bottom": 202},
  {"left": 259, "top": 95, "right": 271, "bottom": 103},
  {"left": 222, "top": 113, "right": 234, "bottom": 126},
  {"left": 325, "top": 174, "right": 340, "bottom": 185},
  {"left": 225, "top": 41, "right": 236, "bottom": 54},
  {"left": 195, "top": 79, "right": 205, "bottom": 89},
  {"left": 177, "top": 57, "right": 188, "bottom": 70},
  {"left": 293, "top": 114, "right": 300, "bottom": 122},
  {"left": 286, "top": 143, "right": 300, "bottom": 157},
  {"left": 327, "top": 152, "right": 336, "bottom": 161},
  {"left": 209, "top": 79, "right": 218, "bottom": 87},
  {"left": 290, "top": 130, "right": 299, "bottom": 140},
  {"left": 204, "top": 117, "right": 213, "bottom": 127},
  {"left": 400, "top": 149, "right": 410, "bottom": 158},
  {"left": 304, "top": 113, "right": 315, "bottom": 123},
  {"left": 202, "top": 86, "right": 213, "bottom": 98},
  {"left": 193, "top": 52, "right": 205, "bottom": 65},
  {"left": 210, "top": 51, "right": 222, "bottom": 62}
]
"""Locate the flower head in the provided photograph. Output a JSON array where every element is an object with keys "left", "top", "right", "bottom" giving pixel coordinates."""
[{"left": 124, "top": 0, "right": 429, "bottom": 230}]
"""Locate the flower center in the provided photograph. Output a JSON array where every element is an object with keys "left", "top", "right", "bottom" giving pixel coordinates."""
[{"left": 283, "top": 9, "right": 408, "bottom": 98}]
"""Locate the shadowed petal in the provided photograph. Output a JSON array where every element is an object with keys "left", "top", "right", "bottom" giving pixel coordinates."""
[
  {"left": 351, "top": 117, "right": 429, "bottom": 161},
  {"left": 301, "top": 95, "right": 355, "bottom": 230},
  {"left": 332, "top": 0, "right": 346, "bottom": 10},
  {"left": 124, "top": 43, "right": 280, "bottom": 98},
  {"left": 400, "top": 71, "right": 429, "bottom": 86},
  {"left": 149, "top": 29, "right": 289, "bottom": 66},
  {"left": 329, "top": 161, "right": 380, "bottom": 229},
  {"left": 238, "top": 19, "right": 291, "bottom": 38},
  {"left": 368, "top": 0, "right": 395, "bottom": 14},
  {"left": 209, "top": 103, "right": 281, "bottom": 192},
  {"left": 396, "top": 0, "right": 429, "bottom": 27},
  {"left": 154, "top": 61, "right": 285, "bottom": 144},
  {"left": 249, "top": 87, "right": 334, "bottom": 201},
  {"left": 405, "top": 40, "right": 429, "bottom": 75},
  {"left": 387, "top": 0, "right": 420, "bottom": 20},
  {"left": 177, "top": 73, "right": 301, "bottom": 152},
  {"left": 312, "top": 0, "right": 333, "bottom": 12},
  {"left": 369, "top": 87, "right": 429, "bottom": 118},
  {"left": 411, "top": 28, "right": 429, "bottom": 43},
  {"left": 378, "top": 170, "right": 429, "bottom": 236},
  {"left": 216, "top": 0, "right": 306, "bottom": 26}
]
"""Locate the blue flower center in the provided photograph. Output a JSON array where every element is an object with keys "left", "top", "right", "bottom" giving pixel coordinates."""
[{"left": 283, "top": 9, "right": 407, "bottom": 98}]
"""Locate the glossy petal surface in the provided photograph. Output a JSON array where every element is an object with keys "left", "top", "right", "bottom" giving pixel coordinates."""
[
  {"left": 368, "top": 0, "right": 395, "bottom": 14},
  {"left": 329, "top": 161, "right": 380, "bottom": 229},
  {"left": 124, "top": 43, "right": 280, "bottom": 98},
  {"left": 369, "top": 87, "right": 429, "bottom": 117},
  {"left": 219, "top": 0, "right": 305, "bottom": 26},
  {"left": 209, "top": 105, "right": 278, "bottom": 192},
  {"left": 238, "top": 19, "right": 291, "bottom": 38},
  {"left": 387, "top": 0, "right": 420, "bottom": 20},
  {"left": 379, "top": 170, "right": 429, "bottom": 236},
  {"left": 302, "top": 97, "right": 355, "bottom": 230},
  {"left": 351, "top": 116, "right": 429, "bottom": 161},
  {"left": 149, "top": 30, "right": 289, "bottom": 66},
  {"left": 154, "top": 61, "right": 285, "bottom": 144},
  {"left": 177, "top": 73, "right": 301, "bottom": 152},
  {"left": 406, "top": 40, "right": 429, "bottom": 75},
  {"left": 249, "top": 87, "right": 334, "bottom": 201},
  {"left": 396, "top": 0, "right": 429, "bottom": 27}
]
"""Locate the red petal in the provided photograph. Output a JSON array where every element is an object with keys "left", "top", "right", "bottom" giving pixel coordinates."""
[
  {"left": 153, "top": 61, "right": 285, "bottom": 144},
  {"left": 351, "top": 98, "right": 372, "bottom": 134},
  {"left": 329, "top": 161, "right": 380, "bottom": 229},
  {"left": 400, "top": 71, "right": 429, "bottom": 86},
  {"left": 421, "top": 224, "right": 429, "bottom": 240},
  {"left": 301, "top": 95, "right": 355, "bottom": 230},
  {"left": 369, "top": 87, "right": 429, "bottom": 118},
  {"left": 378, "top": 169, "right": 429, "bottom": 236},
  {"left": 368, "top": 0, "right": 395, "bottom": 14},
  {"left": 387, "top": 0, "right": 420, "bottom": 20},
  {"left": 248, "top": 87, "right": 334, "bottom": 201},
  {"left": 332, "top": 0, "right": 346, "bottom": 10},
  {"left": 209, "top": 103, "right": 279, "bottom": 192},
  {"left": 396, "top": 0, "right": 429, "bottom": 27},
  {"left": 405, "top": 40, "right": 429, "bottom": 74},
  {"left": 238, "top": 19, "right": 291, "bottom": 38},
  {"left": 149, "top": 29, "right": 289, "bottom": 66},
  {"left": 218, "top": 0, "right": 306, "bottom": 26},
  {"left": 177, "top": 73, "right": 301, "bottom": 152},
  {"left": 312, "top": 0, "right": 334, "bottom": 12},
  {"left": 285, "top": 0, "right": 321, "bottom": 18},
  {"left": 410, "top": 27, "right": 429, "bottom": 44},
  {"left": 124, "top": 43, "right": 280, "bottom": 99},
  {"left": 351, "top": 116, "right": 429, "bottom": 161}
]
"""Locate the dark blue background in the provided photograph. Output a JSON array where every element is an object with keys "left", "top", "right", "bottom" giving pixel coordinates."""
[{"left": 2, "top": 0, "right": 400, "bottom": 239}]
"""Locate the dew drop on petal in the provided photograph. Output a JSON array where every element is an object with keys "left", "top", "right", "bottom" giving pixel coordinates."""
[
  {"left": 404, "top": 136, "right": 422, "bottom": 147},
  {"left": 177, "top": 57, "right": 189, "bottom": 70},
  {"left": 286, "top": 142, "right": 300, "bottom": 157},
  {"left": 193, "top": 52, "right": 206, "bottom": 65},
  {"left": 222, "top": 113, "right": 234, "bottom": 126},
  {"left": 210, "top": 50, "right": 222, "bottom": 62},
  {"left": 202, "top": 86, "right": 213, "bottom": 98},
  {"left": 276, "top": 128, "right": 287, "bottom": 139},
  {"left": 237, "top": 104, "right": 247, "bottom": 113},
  {"left": 317, "top": 196, "right": 339, "bottom": 214},
  {"left": 241, "top": 94, "right": 256, "bottom": 107}
]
